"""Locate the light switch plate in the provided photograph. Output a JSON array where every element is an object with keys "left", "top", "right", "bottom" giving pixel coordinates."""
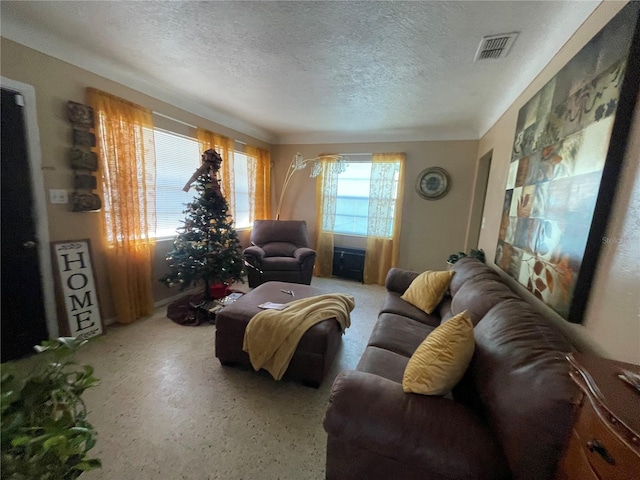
[{"left": 49, "top": 189, "right": 68, "bottom": 204}]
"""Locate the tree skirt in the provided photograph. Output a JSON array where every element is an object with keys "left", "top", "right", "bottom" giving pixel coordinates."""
[{"left": 167, "top": 291, "right": 244, "bottom": 326}]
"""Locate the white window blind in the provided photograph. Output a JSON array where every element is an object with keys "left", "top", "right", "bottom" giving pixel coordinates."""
[
  {"left": 153, "top": 129, "right": 201, "bottom": 238},
  {"left": 231, "top": 153, "right": 251, "bottom": 229}
]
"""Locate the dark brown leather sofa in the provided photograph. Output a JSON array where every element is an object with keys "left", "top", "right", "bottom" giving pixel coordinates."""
[
  {"left": 243, "top": 220, "right": 316, "bottom": 288},
  {"left": 323, "top": 258, "right": 579, "bottom": 480}
]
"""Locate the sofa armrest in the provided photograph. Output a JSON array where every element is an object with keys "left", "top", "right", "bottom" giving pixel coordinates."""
[
  {"left": 293, "top": 247, "right": 316, "bottom": 263},
  {"left": 324, "top": 370, "right": 508, "bottom": 479},
  {"left": 385, "top": 268, "right": 420, "bottom": 294},
  {"left": 243, "top": 245, "right": 265, "bottom": 261}
]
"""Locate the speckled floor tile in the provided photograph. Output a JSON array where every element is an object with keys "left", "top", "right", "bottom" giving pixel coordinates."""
[{"left": 78, "top": 277, "right": 384, "bottom": 480}]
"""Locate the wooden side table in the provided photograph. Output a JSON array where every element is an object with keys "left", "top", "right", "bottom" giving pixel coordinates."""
[{"left": 556, "top": 353, "right": 640, "bottom": 480}]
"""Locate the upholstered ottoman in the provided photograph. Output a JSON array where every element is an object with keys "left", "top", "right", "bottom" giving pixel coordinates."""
[{"left": 215, "top": 281, "right": 342, "bottom": 387}]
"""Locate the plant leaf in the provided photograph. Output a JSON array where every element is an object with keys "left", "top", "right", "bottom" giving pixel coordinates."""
[
  {"left": 69, "top": 427, "right": 90, "bottom": 434},
  {"left": 43, "top": 435, "right": 67, "bottom": 450},
  {"left": 10, "top": 435, "right": 30, "bottom": 447},
  {"left": 2, "top": 336, "right": 100, "bottom": 475},
  {"left": 74, "top": 458, "right": 102, "bottom": 471},
  {"left": 2, "top": 411, "right": 25, "bottom": 431}
]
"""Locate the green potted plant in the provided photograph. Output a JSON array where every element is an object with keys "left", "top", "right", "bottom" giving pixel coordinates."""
[
  {"left": 447, "top": 248, "right": 485, "bottom": 268},
  {"left": 1, "top": 337, "right": 101, "bottom": 479}
]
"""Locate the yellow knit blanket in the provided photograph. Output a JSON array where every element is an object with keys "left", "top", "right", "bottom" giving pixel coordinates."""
[{"left": 242, "top": 293, "right": 355, "bottom": 380}]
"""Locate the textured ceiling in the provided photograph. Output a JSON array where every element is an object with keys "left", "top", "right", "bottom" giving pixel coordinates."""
[{"left": 1, "top": 1, "right": 601, "bottom": 144}]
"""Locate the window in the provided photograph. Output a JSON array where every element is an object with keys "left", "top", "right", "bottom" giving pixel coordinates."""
[
  {"left": 231, "top": 152, "right": 251, "bottom": 229},
  {"left": 331, "top": 162, "right": 372, "bottom": 235},
  {"left": 153, "top": 129, "right": 252, "bottom": 238},
  {"left": 324, "top": 159, "right": 401, "bottom": 237},
  {"left": 154, "top": 129, "right": 200, "bottom": 238}
]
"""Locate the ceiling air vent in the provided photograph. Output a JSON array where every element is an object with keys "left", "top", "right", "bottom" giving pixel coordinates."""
[{"left": 474, "top": 32, "right": 519, "bottom": 61}]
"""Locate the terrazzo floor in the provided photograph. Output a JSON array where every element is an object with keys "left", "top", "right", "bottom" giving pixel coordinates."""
[{"left": 79, "top": 277, "right": 385, "bottom": 480}]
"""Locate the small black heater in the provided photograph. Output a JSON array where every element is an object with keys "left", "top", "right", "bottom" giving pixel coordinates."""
[{"left": 332, "top": 247, "right": 365, "bottom": 283}]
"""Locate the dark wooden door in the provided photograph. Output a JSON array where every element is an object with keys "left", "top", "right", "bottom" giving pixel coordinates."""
[{"left": 1, "top": 87, "right": 49, "bottom": 362}]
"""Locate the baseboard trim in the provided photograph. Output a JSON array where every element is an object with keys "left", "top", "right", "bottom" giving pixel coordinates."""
[
  {"left": 102, "top": 288, "right": 201, "bottom": 326},
  {"left": 153, "top": 288, "right": 200, "bottom": 309}
]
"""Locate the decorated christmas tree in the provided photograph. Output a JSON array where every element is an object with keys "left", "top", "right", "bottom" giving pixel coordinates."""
[{"left": 160, "top": 149, "right": 245, "bottom": 297}]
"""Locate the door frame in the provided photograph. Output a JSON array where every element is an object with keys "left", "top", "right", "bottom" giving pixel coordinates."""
[
  {"left": 1, "top": 77, "right": 58, "bottom": 338},
  {"left": 464, "top": 149, "right": 493, "bottom": 252}
]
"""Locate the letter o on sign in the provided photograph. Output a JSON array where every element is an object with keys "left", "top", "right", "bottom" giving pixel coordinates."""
[{"left": 67, "top": 273, "right": 89, "bottom": 290}]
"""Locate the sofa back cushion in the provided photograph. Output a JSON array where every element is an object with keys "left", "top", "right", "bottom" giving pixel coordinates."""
[
  {"left": 468, "top": 299, "right": 578, "bottom": 480},
  {"left": 385, "top": 267, "right": 420, "bottom": 294},
  {"left": 449, "top": 257, "right": 502, "bottom": 297},
  {"left": 451, "top": 278, "right": 519, "bottom": 325},
  {"left": 251, "top": 220, "right": 311, "bottom": 248},
  {"left": 262, "top": 241, "right": 297, "bottom": 257}
]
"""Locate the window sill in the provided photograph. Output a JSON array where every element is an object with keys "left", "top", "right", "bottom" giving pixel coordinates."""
[
  {"left": 155, "top": 235, "right": 177, "bottom": 243},
  {"left": 154, "top": 226, "right": 251, "bottom": 243},
  {"left": 322, "top": 231, "right": 367, "bottom": 238}
]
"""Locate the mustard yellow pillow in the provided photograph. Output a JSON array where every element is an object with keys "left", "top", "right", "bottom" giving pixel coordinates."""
[
  {"left": 402, "top": 311, "right": 474, "bottom": 395},
  {"left": 401, "top": 270, "right": 454, "bottom": 314}
]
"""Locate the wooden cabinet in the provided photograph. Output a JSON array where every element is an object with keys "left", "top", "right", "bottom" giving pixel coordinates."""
[{"left": 556, "top": 353, "right": 640, "bottom": 480}]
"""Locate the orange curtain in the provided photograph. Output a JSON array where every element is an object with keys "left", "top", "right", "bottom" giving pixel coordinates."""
[
  {"left": 245, "top": 144, "right": 272, "bottom": 221},
  {"left": 364, "top": 153, "right": 405, "bottom": 285},
  {"left": 314, "top": 156, "right": 341, "bottom": 277},
  {"left": 197, "top": 128, "right": 236, "bottom": 215},
  {"left": 87, "top": 88, "right": 156, "bottom": 324}
]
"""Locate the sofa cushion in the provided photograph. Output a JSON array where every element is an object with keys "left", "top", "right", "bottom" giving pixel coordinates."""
[
  {"left": 451, "top": 277, "right": 518, "bottom": 325},
  {"left": 366, "top": 313, "right": 435, "bottom": 358},
  {"left": 403, "top": 311, "right": 474, "bottom": 395},
  {"left": 449, "top": 257, "right": 501, "bottom": 297},
  {"left": 384, "top": 267, "right": 421, "bottom": 294},
  {"left": 437, "top": 295, "right": 453, "bottom": 323},
  {"left": 261, "top": 241, "right": 297, "bottom": 257},
  {"left": 401, "top": 270, "right": 454, "bottom": 314},
  {"left": 356, "top": 346, "right": 410, "bottom": 383},
  {"left": 380, "top": 292, "right": 441, "bottom": 327},
  {"left": 469, "top": 299, "right": 577, "bottom": 480},
  {"left": 260, "top": 256, "right": 303, "bottom": 271}
]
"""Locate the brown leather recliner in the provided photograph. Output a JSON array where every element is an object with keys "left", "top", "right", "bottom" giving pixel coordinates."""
[{"left": 243, "top": 220, "right": 316, "bottom": 288}]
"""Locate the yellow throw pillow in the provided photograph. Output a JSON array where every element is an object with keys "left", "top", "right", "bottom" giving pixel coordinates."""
[
  {"left": 401, "top": 270, "right": 454, "bottom": 314},
  {"left": 402, "top": 310, "right": 474, "bottom": 395}
]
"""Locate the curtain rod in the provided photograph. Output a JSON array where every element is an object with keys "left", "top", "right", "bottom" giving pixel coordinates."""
[
  {"left": 338, "top": 152, "right": 371, "bottom": 156},
  {"left": 153, "top": 111, "right": 197, "bottom": 129},
  {"left": 153, "top": 111, "right": 246, "bottom": 145}
]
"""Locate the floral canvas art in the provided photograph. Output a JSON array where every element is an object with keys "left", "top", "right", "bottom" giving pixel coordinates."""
[{"left": 495, "top": 4, "right": 639, "bottom": 321}]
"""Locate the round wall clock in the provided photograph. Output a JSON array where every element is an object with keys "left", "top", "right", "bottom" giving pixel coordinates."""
[{"left": 415, "top": 167, "right": 451, "bottom": 200}]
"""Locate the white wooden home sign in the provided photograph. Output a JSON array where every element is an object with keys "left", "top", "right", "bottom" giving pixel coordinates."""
[{"left": 51, "top": 239, "right": 104, "bottom": 340}]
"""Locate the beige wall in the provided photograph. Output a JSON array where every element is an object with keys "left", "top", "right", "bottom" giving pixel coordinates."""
[
  {"left": 477, "top": 1, "right": 639, "bottom": 364},
  {"left": 272, "top": 140, "right": 479, "bottom": 272},
  {"left": 1, "top": 38, "right": 268, "bottom": 321}
]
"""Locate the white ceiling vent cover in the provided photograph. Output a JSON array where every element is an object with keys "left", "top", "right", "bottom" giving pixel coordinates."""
[{"left": 474, "top": 32, "right": 519, "bottom": 61}]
